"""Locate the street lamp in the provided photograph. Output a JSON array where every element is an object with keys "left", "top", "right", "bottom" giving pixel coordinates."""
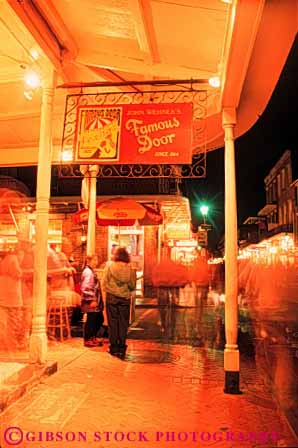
[{"left": 200, "top": 205, "right": 209, "bottom": 225}]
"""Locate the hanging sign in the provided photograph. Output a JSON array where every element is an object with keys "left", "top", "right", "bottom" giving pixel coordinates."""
[{"left": 73, "top": 103, "right": 193, "bottom": 164}]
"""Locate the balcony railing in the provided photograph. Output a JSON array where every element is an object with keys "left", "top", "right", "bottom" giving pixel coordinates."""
[
  {"left": 239, "top": 224, "right": 294, "bottom": 248},
  {"left": 264, "top": 224, "right": 293, "bottom": 239}
]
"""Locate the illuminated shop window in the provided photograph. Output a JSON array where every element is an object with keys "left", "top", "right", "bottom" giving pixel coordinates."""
[
  {"left": 30, "top": 219, "right": 63, "bottom": 247},
  {"left": 0, "top": 223, "right": 18, "bottom": 251}
]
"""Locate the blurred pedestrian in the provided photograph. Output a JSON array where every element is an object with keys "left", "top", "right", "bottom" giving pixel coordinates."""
[
  {"left": 18, "top": 239, "right": 35, "bottom": 347},
  {"left": 0, "top": 249, "right": 24, "bottom": 349},
  {"left": 47, "top": 244, "right": 74, "bottom": 291},
  {"left": 190, "top": 254, "right": 210, "bottom": 305},
  {"left": 152, "top": 258, "right": 189, "bottom": 335},
  {"left": 101, "top": 247, "right": 136, "bottom": 359},
  {"left": 81, "top": 254, "right": 104, "bottom": 347}
]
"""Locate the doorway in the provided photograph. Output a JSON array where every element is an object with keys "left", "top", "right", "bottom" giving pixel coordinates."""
[{"left": 108, "top": 225, "right": 144, "bottom": 297}]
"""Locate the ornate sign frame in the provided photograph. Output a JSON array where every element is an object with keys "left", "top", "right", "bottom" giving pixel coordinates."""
[{"left": 58, "top": 89, "right": 207, "bottom": 179}]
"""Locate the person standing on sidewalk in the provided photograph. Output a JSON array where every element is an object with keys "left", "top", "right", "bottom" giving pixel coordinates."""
[
  {"left": 81, "top": 254, "right": 104, "bottom": 347},
  {"left": 101, "top": 247, "right": 136, "bottom": 359}
]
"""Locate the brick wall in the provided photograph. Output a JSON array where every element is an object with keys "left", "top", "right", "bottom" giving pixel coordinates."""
[
  {"left": 95, "top": 226, "right": 108, "bottom": 266},
  {"left": 144, "top": 226, "right": 158, "bottom": 296},
  {"left": 62, "top": 215, "right": 85, "bottom": 270},
  {"left": 61, "top": 216, "right": 108, "bottom": 271}
]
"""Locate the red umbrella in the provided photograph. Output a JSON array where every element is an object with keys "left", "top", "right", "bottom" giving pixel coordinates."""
[
  {"left": 97, "top": 197, "right": 146, "bottom": 220},
  {"left": 73, "top": 198, "right": 163, "bottom": 226}
]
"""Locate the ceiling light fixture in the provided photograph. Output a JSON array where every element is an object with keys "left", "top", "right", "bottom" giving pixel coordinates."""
[
  {"left": 29, "top": 48, "right": 40, "bottom": 60},
  {"left": 24, "top": 90, "right": 34, "bottom": 101},
  {"left": 23, "top": 67, "right": 42, "bottom": 100},
  {"left": 24, "top": 70, "right": 41, "bottom": 89}
]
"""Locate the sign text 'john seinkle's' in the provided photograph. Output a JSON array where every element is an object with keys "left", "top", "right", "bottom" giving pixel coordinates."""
[{"left": 74, "top": 103, "right": 193, "bottom": 164}]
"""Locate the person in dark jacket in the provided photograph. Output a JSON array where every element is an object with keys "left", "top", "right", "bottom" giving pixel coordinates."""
[
  {"left": 101, "top": 247, "right": 136, "bottom": 359},
  {"left": 81, "top": 254, "right": 104, "bottom": 347}
]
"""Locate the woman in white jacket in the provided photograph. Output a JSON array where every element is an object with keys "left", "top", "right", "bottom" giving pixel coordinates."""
[
  {"left": 81, "top": 255, "right": 104, "bottom": 347},
  {"left": 101, "top": 247, "right": 136, "bottom": 359}
]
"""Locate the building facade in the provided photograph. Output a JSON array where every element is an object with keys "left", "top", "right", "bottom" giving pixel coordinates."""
[
  {"left": 0, "top": 186, "right": 194, "bottom": 298},
  {"left": 239, "top": 149, "right": 298, "bottom": 260},
  {"left": 258, "top": 150, "right": 294, "bottom": 233}
]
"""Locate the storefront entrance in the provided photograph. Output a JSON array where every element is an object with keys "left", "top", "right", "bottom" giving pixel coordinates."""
[{"left": 108, "top": 226, "right": 144, "bottom": 297}]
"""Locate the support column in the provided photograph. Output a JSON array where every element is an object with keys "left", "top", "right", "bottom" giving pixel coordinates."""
[
  {"left": 157, "top": 224, "right": 162, "bottom": 263},
  {"left": 86, "top": 165, "right": 99, "bottom": 255},
  {"left": 29, "top": 69, "right": 56, "bottom": 363},
  {"left": 222, "top": 107, "right": 240, "bottom": 394}
]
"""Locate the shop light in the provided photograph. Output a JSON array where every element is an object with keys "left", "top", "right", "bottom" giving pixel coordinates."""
[
  {"left": 269, "top": 247, "right": 278, "bottom": 254},
  {"left": 219, "top": 293, "right": 225, "bottom": 303},
  {"left": 208, "top": 76, "right": 221, "bottom": 88},
  {"left": 208, "top": 257, "right": 223, "bottom": 264},
  {"left": 280, "top": 234, "right": 293, "bottom": 251},
  {"left": 21, "top": 205, "right": 33, "bottom": 212},
  {"left": 61, "top": 148, "right": 74, "bottom": 162}
]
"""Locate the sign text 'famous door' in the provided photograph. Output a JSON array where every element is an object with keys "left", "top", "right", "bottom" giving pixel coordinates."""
[{"left": 74, "top": 103, "right": 193, "bottom": 164}]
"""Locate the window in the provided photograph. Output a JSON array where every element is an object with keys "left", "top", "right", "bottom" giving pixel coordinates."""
[
  {"left": 283, "top": 203, "right": 287, "bottom": 224},
  {"left": 0, "top": 216, "right": 64, "bottom": 252},
  {"left": 0, "top": 222, "right": 17, "bottom": 251},
  {"left": 268, "top": 186, "right": 272, "bottom": 203},
  {"left": 287, "top": 163, "right": 292, "bottom": 185},
  {"left": 277, "top": 175, "right": 281, "bottom": 197},
  {"left": 30, "top": 219, "right": 63, "bottom": 245},
  {"left": 272, "top": 181, "right": 277, "bottom": 201},
  {"left": 288, "top": 199, "right": 293, "bottom": 224},
  {"left": 281, "top": 169, "right": 285, "bottom": 190},
  {"left": 284, "top": 166, "right": 287, "bottom": 188}
]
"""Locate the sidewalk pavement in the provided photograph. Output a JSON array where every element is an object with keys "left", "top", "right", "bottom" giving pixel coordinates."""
[{"left": 0, "top": 338, "right": 297, "bottom": 448}]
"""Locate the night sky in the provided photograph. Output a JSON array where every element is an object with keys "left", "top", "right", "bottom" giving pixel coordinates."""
[{"left": 185, "top": 36, "right": 298, "bottom": 249}]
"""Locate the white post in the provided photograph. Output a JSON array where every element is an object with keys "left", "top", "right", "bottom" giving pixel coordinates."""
[
  {"left": 157, "top": 225, "right": 162, "bottom": 263},
  {"left": 86, "top": 165, "right": 99, "bottom": 255},
  {"left": 222, "top": 107, "right": 240, "bottom": 394},
  {"left": 29, "top": 69, "right": 56, "bottom": 363}
]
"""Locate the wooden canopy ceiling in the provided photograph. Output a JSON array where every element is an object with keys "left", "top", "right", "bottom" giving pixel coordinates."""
[{"left": 0, "top": 0, "right": 296, "bottom": 165}]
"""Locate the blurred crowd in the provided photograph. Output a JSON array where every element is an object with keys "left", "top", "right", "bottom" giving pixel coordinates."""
[
  {"left": 238, "top": 258, "right": 298, "bottom": 313},
  {"left": 0, "top": 239, "right": 80, "bottom": 351}
]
